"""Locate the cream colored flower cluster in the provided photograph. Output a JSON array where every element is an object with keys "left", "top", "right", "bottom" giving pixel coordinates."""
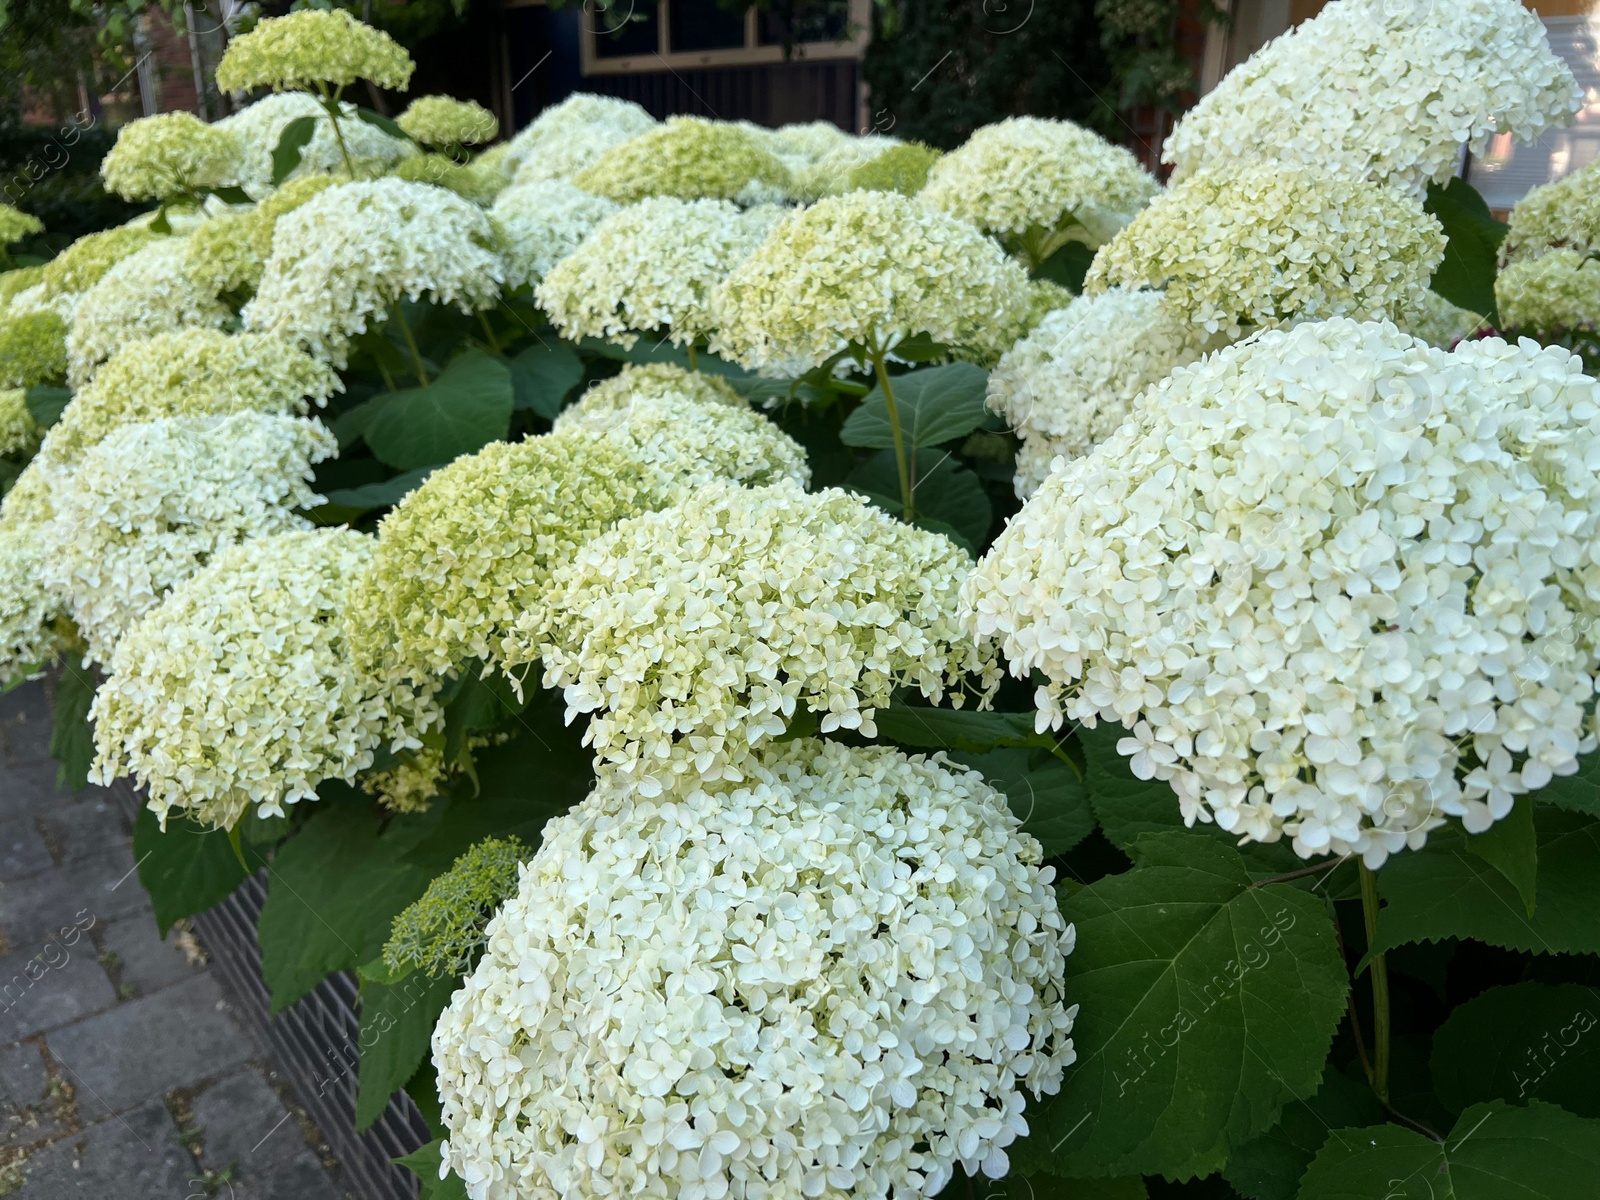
[
  {"left": 0, "top": 204, "right": 41, "bottom": 247},
  {"left": 716, "top": 191, "right": 1032, "bottom": 372},
  {"left": 537, "top": 198, "right": 782, "bottom": 348},
  {"left": 434, "top": 737, "right": 1076, "bottom": 1200},
  {"left": 1085, "top": 162, "right": 1444, "bottom": 338},
  {"left": 90, "top": 529, "right": 437, "bottom": 830},
  {"left": 45, "top": 412, "right": 336, "bottom": 665},
  {"left": 40, "top": 329, "right": 339, "bottom": 467},
  {"left": 217, "top": 94, "right": 413, "bottom": 198},
  {"left": 39, "top": 225, "right": 156, "bottom": 303},
  {"left": 348, "top": 394, "right": 809, "bottom": 685},
  {"left": 988, "top": 289, "right": 1210, "bottom": 496},
  {"left": 1502, "top": 160, "right": 1600, "bottom": 266},
  {"left": 187, "top": 174, "right": 339, "bottom": 295},
  {"left": 490, "top": 180, "right": 619, "bottom": 291},
  {"left": 215, "top": 9, "right": 415, "bottom": 93},
  {"left": 963, "top": 318, "right": 1600, "bottom": 866},
  {"left": 0, "top": 390, "right": 36, "bottom": 458},
  {"left": 0, "top": 309, "right": 66, "bottom": 388},
  {"left": 551, "top": 364, "right": 742, "bottom": 433},
  {"left": 922, "top": 116, "right": 1159, "bottom": 253},
  {"left": 1163, "top": 0, "right": 1580, "bottom": 197},
  {"left": 0, "top": 529, "right": 66, "bottom": 688},
  {"left": 1397, "top": 290, "right": 1487, "bottom": 350},
  {"left": 522, "top": 481, "right": 1000, "bottom": 791},
  {"left": 504, "top": 93, "right": 656, "bottom": 182},
  {"left": 574, "top": 116, "right": 791, "bottom": 204},
  {"left": 1496, "top": 250, "right": 1600, "bottom": 331},
  {"left": 99, "top": 112, "right": 241, "bottom": 202},
  {"left": 398, "top": 96, "right": 498, "bottom": 149},
  {"left": 243, "top": 179, "right": 505, "bottom": 366},
  {"left": 66, "top": 237, "right": 231, "bottom": 387}
]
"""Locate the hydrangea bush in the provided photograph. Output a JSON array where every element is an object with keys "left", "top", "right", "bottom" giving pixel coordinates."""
[{"left": 10, "top": 4, "right": 1600, "bottom": 1197}]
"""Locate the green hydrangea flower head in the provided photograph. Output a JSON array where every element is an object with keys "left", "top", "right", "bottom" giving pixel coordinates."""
[
  {"left": 0, "top": 266, "right": 44, "bottom": 308},
  {"left": 383, "top": 836, "right": 527, "bottom": 978},
  {"left": 397, "top": 96, "right": 498, "bottom": 149},
  {"left": 574, "top": 116, "right": 792, "bottom": 203},
  {"left": 187, "top": 174, "right": 339, "bottom": 294},
  {"left": 41, "top": 226, "right": 158, "bottom": 299},
  {"left": 215, "top": 9, "right": 415, "bottom": 94},
  {"left": 1501, "top": 158, "right": 1600, "bottom": 266},
  {"left": 390, "top": 154, "right": 503, "bottom": 205},
  {"left": 1497, "top": 249, "right": 1600, "bottom": 332},
  {"left": 0, "top": 205, "right": 42, "bottom": 248},
  {"left": 100, "top": 113, "right": 242, "bottom": 202},
  {"left": 847, "top": 140, "right": 942, "bottom": 194},
  {"left": 0, "top": 389, "right": 38, "bottom": 458},
  {"left": 0, "top": 310, "right": 66, "bottom": 388}
]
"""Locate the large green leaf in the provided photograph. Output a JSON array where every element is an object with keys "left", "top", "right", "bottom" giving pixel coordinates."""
[
  {"left": 257, "top": 798, "right": 445, "bottom": 1011},
  {"left": 1464, "top": 798, "right": 1537, "bottom": 917},
  {"left": 1017, "top": 833, "right": 1348, "bottom": 1180},
  {"left": 1034, "top": 240, "right": 1097, "bottom": 292},
  {"left": 355, "top": 972, "right": 457, "bottom": 1131},
  {"left": 50, "top": 664, "right": 96, "bottom": 790},
  {"left": 270, "top": 114, "right": 318, "bottom": 187},
  {"left": 363, "top": 349, "right": 514, "bottom": 471},
  {"left": 352, "top": 105, "right": 413, "bottom": 142},
  {"left": 1372, "top": 811, "right": 1600, "bottom": 958},
  {"left": 394, "top": 1139, "right": 468, "bottom": 1200},
  {"left": 133, "top": 807, "right": 266, "bottom": 935},
  {"left": 1424, "top": 177, "right": 1507, "bottom": 321},
  {"left": 951, "top": 748, "right": 1095, "bottom": 857},
  {"left": 322, "top": 465, "right": 437, "bottom": 516},
  {"left": 873, "top": 706, "right": 1052, "bottom": 753},
  {"left": 847, "top": 450, "right": 991, "bottom": 551},
  {"left": 1223, "top": 1066, "right": 1382, "bottom": 1200},
  {"left": 1296, "top": 1100, "right": 1600, "bottom": 1199},
  {"left": 24, "top": 384, "right": 71, "bottom": 428},
  {"left": 962, "top": 1174, "right": 1147, "bottom": 1198},
  {"left": 1078, "top": 721, "right": 1188, "bottom": 851},
  {"left": 840, "top": 362, "right": 990, "bottom": 450},
  {"left": 1431, "top": 982, "right": 1600, "bottom": 1118},
  {"left": 509, "top": 342, "right": 585, "bottom": 418},
  {"left": 1537, "top": 749, "right": 1600, "bottom": 820}
]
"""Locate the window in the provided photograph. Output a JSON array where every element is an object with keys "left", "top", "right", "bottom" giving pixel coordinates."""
[{"left": 579, "top": 0, "right": 869, "bottom": 75}]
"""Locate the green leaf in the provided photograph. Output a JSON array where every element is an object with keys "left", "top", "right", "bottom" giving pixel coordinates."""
[
  {"left": 1222, "top": 1065, "right": 1382, "bottom": 1200},
  {"left": 1296, "top": 1100, "right": 1600, "bottom": 1199},
  {"left": 1034, "top": 240, "right": 1097, "bottom": 292},
  {"left": 872, "top": 706, "right": 1052, "bottom": 753},
  {"left": 352, "top": 105, "right": 413, "bottom": 142},
  {"left": 355, "top": 972, "right": 457, "bottom": 1131},
  {"left": 438, "top": 667, "right": 529, "bottom": 768},
  {"left": 963, "top": 1174, "right": 1147, "bottom": 1198},
  {"left": 1372, "top": 810, "right": 1600, "bottom": 958},
  {"left": 846, "top": 450, "right": 991, "bottom": 551},
  {"left": 1424, "top": 177, "right": 1507, "bottom": 321},
  {"left": 840, "top": 362, "right": 990, "bottom": 450},
  {"left": 208, "top": 185, "right": 254, "bottom": 205},
  {"left": 509, "top": 342, "right": 584, "bottom": 418},
  {"left": 405, "top": 1059, "right": 445, "bottom": 1139},
  {"left": 1537, "top": 749, "right": 1600, "bottom": 820},
  {"left": 49, "top": 664, "right": 96, "bottom": 790},
  {"left": 270, "top": 114, "right": 318, "bottom": 187},
  {"left": 1078, "top": 720, "right": 1188, "bottom": 851},
  {"left": 394, "top": 1138, "right": 468, "bottom": 1200},
  {"left": 363, "top": 348, "right": 514, "bottom": 471},
  {"left": 257, "top": 799, "right": 445, "bottom": 1012},
  {"left": 322, "top": 466, "right": 437, "bottom": 515},
  {"left": 1465, "top": 798, "right": 1537, "bottom": 918},
  {"left": 24, "top": 384, "right": 71, "bottom": 428},
  {"left": 133, "top": 807, "right": 264, "bottom": 935},
  {"left": 1431, "top": 982, "right": 1600, "bottom": 1118},
  {"left": 951, "top": 748, "right": 1095, "bottom": 857},
  {"left": 1018, "top": 833, "right": 1348, "bottom": 1179}
]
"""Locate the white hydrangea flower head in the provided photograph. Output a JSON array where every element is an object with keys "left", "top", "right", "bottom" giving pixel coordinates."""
[
  {"left": 65, "top": 237, "right": 230, "bottom": 388},
  {"left": 348, "top": 394, "right": 809, "bottom": 684},
  {"left": 434, "top": 736, "right": 1077, "bottom": 1200},
  {"left": 397, "top": 96, "right": 499, "bottom": 149},
  {"left": 1496, "top": 249, "right": 1600, "bottom": 332},
  {"left": 39, "top": 225, "right": 157, "bottom": 304},
  {"left": 963, "top": 318, "right": 1600, "bottom": 867},
  {"left": 489, "top": 180, "right": 620, "bottom": 291},
  {"left": 243, "top": 179, "right": 505, "bottom": 367},
  {"left": 0, "top": 205, "right": 42, "bottom": 248},
  {"left": 988, "top": 289, "right": 1211, "bottom": 497},
  {"left": 552, "top": 364, "right": 743, "bottom": 433},
  {"left": 1502, "top": 160, "right": 1600, "bottom": 266},
  {"left": 572, "top": 115, "right": 792, "bottom": 204},
  {"left": 536, "top": 198, "right": 783, "bottom": 348},
  {"left": 214, "top": 8, "right": 414, "bottom": 94},
  {"left": 0, "top": 529, "right": 68, "bottom": 688},
  {"left": 1396, "top": 289, "right": 1488, "bottom": 350},
  {"left": 0, "top": 389, "right": 36, "bottom": 458},
  {"left": 1084, "top": 161, "right": 1445, "bottom": 339},
  {"left": 41, "top": 330, "right": 339, "bottom": 467},
  {"left": 44, "top": 412, "right": 336, "bottom": 665},
  {"left": 1162, "top": 0, "right": 1581, "bottom": 197},
  {"left": 921, "top": 116, "right": 1159, "bottom": 255},
  {"left": 0, "top": 459, "right": 55, "bottom": 536},
  {"left": 504, "top": 94, "right": 657, "bottom": 180},
  {"left": 789, "top": 133, "right": 900, "bottom": 200},
  {"left": 99, "top": 112, "right": 242, "bottom": 202},
  {"left": 520, "top": 480, "right": 1000, "bottom": 792},
  {"left": 186, "top": 174, "right": 340, "bottom": 294},
  {"left": 715, "top": 191, "right": 1032, "bottom": 373},
  {"left": 216, "top": 93, "right": 415, "bottom": 198},
  {"left": 90, "top": 528, "right": 440, "bottom": 830}
]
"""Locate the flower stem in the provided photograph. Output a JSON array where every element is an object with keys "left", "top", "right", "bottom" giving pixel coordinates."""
[
  {"left": 393, "top": 303, "right": 430, "bottom": 385},
  {"left": 1359, "top": 861, "right": 1390, "bottom": 1102},
  {"left": 321, "top": 85, "right": 358, "bottom": 179},
  {"left": 686, "top": 344, "right": 698, "bottom": 371},
  {"left": 477, "top": 310, "right": 502, "bottom": 355},
  {"left": 870, "top": 348, "right": 914, "bottom": 522}
]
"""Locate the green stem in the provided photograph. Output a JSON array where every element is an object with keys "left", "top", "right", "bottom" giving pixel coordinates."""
[
  {"left": 1359, "top": 862, "right": 1391, "bottom": 1102},
  {"left": 1047, "top": 742, "right": 1084, "bottom": 782},
  {"left": 375, "top": 357, "right": 397, "bottom": 392},
  {"left": 320, "top": 84, "right": 358, "bottom": 178},
  {"left": 393, "top": 304, "right": 430, "bottom": 385},
  {"left": 870, "top": 348, "right": 914, "bottom": 522},
  {"left": 477, "top": 310, "right": 502, "bottom": 355},
  {"left": 686, "top": 344, "right": 698, "bottom": 371}
]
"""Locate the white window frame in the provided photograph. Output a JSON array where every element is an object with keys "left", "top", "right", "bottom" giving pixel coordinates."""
[{"left": 576, "top": 0, "right": 870, "bottom": 76}]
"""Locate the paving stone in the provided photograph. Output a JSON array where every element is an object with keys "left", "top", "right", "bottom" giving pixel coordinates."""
[
  {"left": 233, "top": 1148, "right": 349, "bottom": 1200},
  {"left": 36, "top": 794, "right": 132, "bottom": 867},
  {"left": 0, "top": 938, "right": 116, "bottom": 1042},
  {"left": 47, "top": 974, "right": 251, "bottom": 1115},
  {"left": 15, "top": 1099, "right": 196, "bottom": 1198},
  {"left": 0, "top": 817, "right": 51, "bottom": 881},
  {"left": 0, "top": 845, "right": 147, "bottom": 948},
  {"left": 0, "top": 760, "right": 71, "bottom": 821},
  {"left": 192, "top": 1068, "right": 315, "bottom": 1177},
  {"left": 99, "top": 912, "right": 206, "bottom": 997},
  {"left": 0, "top": 1041, "right": 67, "bottom": 1147}
]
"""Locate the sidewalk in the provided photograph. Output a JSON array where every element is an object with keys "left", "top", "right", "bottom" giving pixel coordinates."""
[{"left": 0, "top": 675, "right": 351, "bottom": 1199}]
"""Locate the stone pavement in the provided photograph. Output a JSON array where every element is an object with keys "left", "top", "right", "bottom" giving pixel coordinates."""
[{"left": 0, "top": 676, "right": 352, "bottom": 1199}]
